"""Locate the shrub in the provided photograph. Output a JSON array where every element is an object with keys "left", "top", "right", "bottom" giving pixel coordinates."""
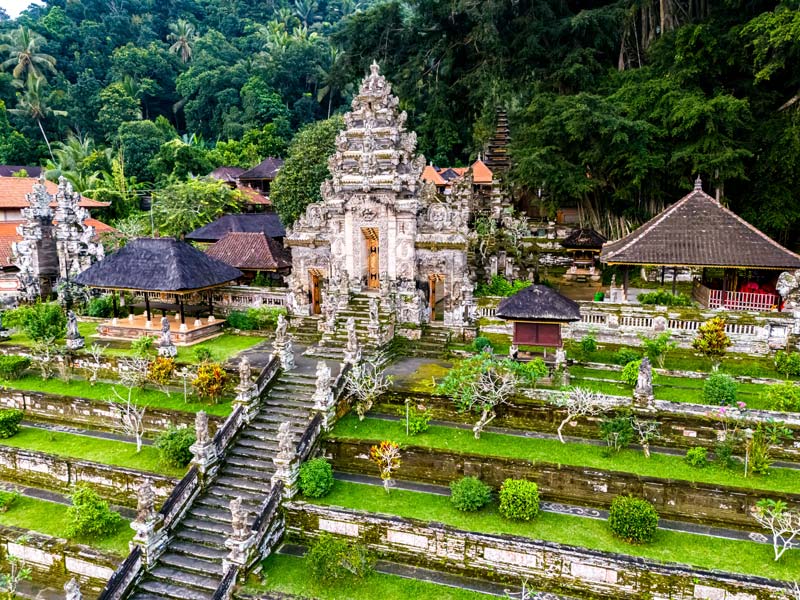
[
  {"left": 600, "top": 413, "right": 634, "bottom": 453},
  {"left": 450, "top": 476, "right": 492, "bottom": 512},
  {"left": 593, "top": 291, "right": 605, "bottom": 302},
  {"left": 407, "top": 404, "right": 432, "bottom": 435},
  {"left": 193, "top": 345, "right": 214, "bottom": 363},
  {"left": 639, "top": 332, "right": 676, "bottom": 368},
  {"left": 579, "top": 333, "right": 597, "bottom": 355},
  {"left": 192, "top": 362, "right": 229, "bottom": 403},
  {"left": 307, "top": 533, "right": 373, "bottom": 583},
  {"left": 608, "top": 495, "right": 659, "bottom": 543},
  {"left": 0, "top": 356, "right": 31, "bottom": 380},
  {"left": 0, "top": 409, "right": 24, "bottom": 438},
  {"left": 498, "top": 479, "right": 540, "bottom": 521},
  {"left": 613, "top": 348, "right": 640, "bottom": 366},
  {"left": 475, "top": 276, "right": 531, "bottom": 297},
  {"left": 148, "top": 356, "right": 176, "bottom": 387},
  {"left": 472, "top": 336, "right": 492, "bottom": 353},
  {"left": 775, "top": 351, "right": 800, "bottom": 378},
  {"left": 621, "top": 359, "right": 641, "bottom": 387},
  {"left": 155, "top": 426, "right": 195, "bottom": 467},
  {"left": 299, "top": 458, "right": 334, "bottom": 498},
  {"left": 692, "top": 317, "right": 731, "bottom": 368},
  {"left": 762, "top": 382, "right": 800, "bottom": 412},
  {"left": 86, "top": 296, "right": 114, "bottom": 318},
  {"left": 637, "top": 290, "right": 691, "bottom": 306},
  {"left": 6, "top": 302, "right": 66, "bottom": 341},
  {"left": 131, "top": 335, "right": 156, "bottom": 357},
  {"left": 226, "top": 307, "right": 287, "bottom": 331},
  {"left": 66, "top": 485, "right": 122, "bottom": 538},
  {"left": 0, "top": 490, "right": 18, "bottom": 512},
  {"left": 703, "top": 373, "right": 737, "bottom": 406},
  {"left": 685, "top": 447, "right": 708, "bottom": 468}
]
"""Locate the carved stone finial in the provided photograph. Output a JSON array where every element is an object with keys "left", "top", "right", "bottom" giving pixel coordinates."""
[
  {"left": 135, "top": 477, "right": 156, "bottom": 523},
  {"left": 238, "top": 355, "right": 251, "bottom": 386},
  {"left": 277, "top": 421, "right": 294, "bottom": 458},
  {"left": 195, "top": 411, "right": 209, "bottom": 445},
  {"left": 694, "top": 175, "right": 703, "bottom": 191},
  {"left": 229, "top": 497, "right": 250, "bottom": 542},
  {"left": 64, "top": 577, "right": 82, "bottom": 600},
  {"left": 275, "top": 313, "right": 288, "bottom": 343},
  {"left": 370, "top": 60, "right": 380, "bottom": 77}
]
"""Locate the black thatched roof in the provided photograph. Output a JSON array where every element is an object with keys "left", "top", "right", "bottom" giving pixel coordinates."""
[
  {"left": 561, "top": 228, "right": 607, "bottom": 250},
  {"left": 185, "top": 213, "right": 286, "bottom": 243},
  {"left": 601, "top": 178, "right": 800, "bottom": 269},
  {"left": 73, "top": 237, "right": 242, "bottom": 292},
  {"left": 496, "top": 285, "right": 581, "bottom": 322},
  {"left": 239, "top": 157, "right": 284, "bottom": 181},
  {"left": 0, "top": 166, "right": 42, "bottom": 178},
  {"left": 209, "top": 166, "right": 245, "bottom": 183}
]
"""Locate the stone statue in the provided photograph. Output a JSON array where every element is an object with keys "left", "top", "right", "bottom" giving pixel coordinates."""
[
  {"left": 238, "top": 355, "right": 252, "bottom": 387},
  {"left": 66, "top": 310, "right": 79, "bottom": 339},
  {"left": 275, "top": 313, "right": 288, "bottom": 343},
  {"left": 346, "top": 317, "right": 358, "bottom": 351},
  {"left": 315, "top": 361, "right": 332, "bottom": 399},
  {"left": 369, "top": 297, "right": 379, "bottom": 326},
  {"left": 195, "top": 411, "right": 209, "bottom": 446},
  {"left": 635, "top": 356, "right": 653, "bottom": 397},
  {"left": 277, "top": 421, "right": 294, "bottom": 459},
  {"left": 777, "top": 270, "right": 800, "bottom": 311},
  {"left": 64, "top": 577, "right": 82, "bottom": 600},
  {"left": 135, "top": 478, "right": 156, "bottom": 523},
  {"left": 159, "top": 317, "right": 171, "bottom": 344},
  {"left": 229, "top": 497, "right": 250, "bottom": 542}
]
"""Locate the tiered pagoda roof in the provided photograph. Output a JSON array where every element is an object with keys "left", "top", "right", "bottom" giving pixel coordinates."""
[{"left": 484, "top": 108, "right": 511, "bottom": 172}]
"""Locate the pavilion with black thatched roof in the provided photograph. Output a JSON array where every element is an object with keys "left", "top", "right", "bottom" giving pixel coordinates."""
[
  {"left": 561, "top": 228, "right": 607, "bottom": 282},
  {"left": 496, "top": 284, "right": 581, "bottom": 349},
  {"left": 74, "top": 237, "right": 242, "bottom": 343}
]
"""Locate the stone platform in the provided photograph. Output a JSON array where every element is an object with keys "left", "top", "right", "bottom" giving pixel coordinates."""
[{"left": 95, "top": 314, "right": 225, "bottom": 345}]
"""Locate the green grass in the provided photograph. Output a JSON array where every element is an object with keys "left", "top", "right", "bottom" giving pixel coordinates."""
[
  {"left": 7, "top": 322, "right": 99, "bottom": 347},
  {"left": 0, "top": 426, "right": 185, "bottom": 477},
  {"left": 0, "top": 375, "right": 232, "bottom": 417},
  {"left": 309, "top": 480, "right": 800, "bottom": 581},
  {"left": 248, "top": 553, "right": 492, "bottom": 599},
  {"left": 330, "top": 415, "right": 800, "bottom": 494},
  {"left": 102, "top": 333, "right": 266, "bottom": 364},
  {"left": 0, "top": 495, "right": 132, "bottom": 556}
]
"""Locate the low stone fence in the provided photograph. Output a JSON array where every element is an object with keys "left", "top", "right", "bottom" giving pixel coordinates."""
[
  {"left": 285, "top": 503, "right": 791, "bottom": 600},
  {"left": 0, "top": 388, "right": 223, "bottom": 435},
  {"left": 0, "top": 523, "right": 119, "bottom": 595},
  {"left": 324, "top": 438, "right": 800, "bottom": 529},
  {"left": 0, "top": 446, "right": 178, "bottom": 507},
  {"left": 211, "top": 285, "right": 287, "bottom": 314}
]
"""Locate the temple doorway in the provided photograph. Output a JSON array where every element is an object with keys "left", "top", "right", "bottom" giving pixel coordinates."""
[
  {"left": 309, "top": 269, "right": 323, "bottom": 315},
  {"left": 428, "top": 274, "right": 445, "bottom": 320},
  {"left": 363, "top": 228, "right": 380, "bottom": 290}
]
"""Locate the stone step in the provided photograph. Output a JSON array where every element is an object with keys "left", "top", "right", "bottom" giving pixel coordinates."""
[
  {"left": 182, "top": 516, "right": 231, "bottom": 536},
  {"left": 215, "top": 475, "right": 270, "bottom": 494},
  {"left": 223, "top": 453, "right": 274, "bottom": 471},
  {"left": 228, "top": 443, "right": 276, "bottom": 460},
  {"left": 188, "top": 504, "right": 236, "bottom": 524},
  {"left": 137, "top": 579, "right": 213, "bottom": 600},
  {"left": 236, "top": 437, "right": 280, "bottom": 452},
  {"left": 260, "top": 398, "right": 316, "bottom": 411},
  {"left": 242, "top": 420, "right": 307, "bottom": 435},
  {"left": 173, "top": 527, "right": 226, "bottom": 549},
  {"left": 219, "top": 464, "right": 274, "bottom": 480},
  {"left": 198, "top": 493, "right": 262, "bottom": 513},
  {"left": 208, "top": 484, "right": 267, "bottom": 504},
  {"left": 168, "top": 539, "right": 228, "bottom": 561},
  {"left": 271, "top": 382, "right": 315, "bottom": 393},
  {"left": 129, "top": 592, "right": 175, "bottom": 600},
  {"left": 149, "top": 565, "right": 219, "bottom": 592},
  {"left": 158, "top": 552, "right": 223, "bottom": 576}
]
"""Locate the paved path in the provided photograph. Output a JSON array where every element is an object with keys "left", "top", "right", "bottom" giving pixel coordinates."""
[
  {"left": 0, "top": 479, "right": 136, "bottom": 519},
  {"left": 22, "top": 420, "right": 153, "bottom": 446}
]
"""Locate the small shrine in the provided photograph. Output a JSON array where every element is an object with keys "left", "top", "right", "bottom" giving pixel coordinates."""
[{"left": 561, "top": 228, "right": 606, "bottom": 283}]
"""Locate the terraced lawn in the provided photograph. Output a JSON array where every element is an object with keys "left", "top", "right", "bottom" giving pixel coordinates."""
[
  {"left": 0, "top": 494, "right": 131, "bottom": 556},
  {"left": 307, "top": 480, "right": 800, "bottom": 581},
  {"left": 330, "top": 415, "right": 800, "bottom": 494}
]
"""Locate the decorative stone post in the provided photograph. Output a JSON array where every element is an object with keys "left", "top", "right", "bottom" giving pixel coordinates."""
[
  {"left": 65, "top": 310, "right": 84, "bottom": 350},
  {"left": 312, "top": 361, "right": 335, "bottom": 430},
  {"left": 634, "top": 356, "right": 656, "bottom": 410},
  {"left": 64, "top": 577, "right": 82, "bottom": 600},
  {"left": 272, "top": 314, "right": 295, "bottom": 371},
  {"left": 320, "top": 292, "right": 337, "bottom": 334},
  {"left": 343, "top": 317, "right": 361, "bottom": 365},
  {"left": 554, "top": 348, "right": 569, "bottom": 387},
  {"left": 233, "top": 356, "right": 259, "bottom": 422},
  {"left": 271, "top": 422, "right": 299, "bottom": 498},
  {"left": 368, "top": 297, "right": 381, "bottom": 343},
  {"left": 190, "top": 411, "right": 218, "bottom": 477},
  {"left": 157, "top": 316, "right": 177, "bottom": 357},
  {"left": 223, "top": 497, "right": 255, "bottom": 572},
  {"left": 0, "top": 313, "right": 9, "bottom": 340},
  {"left": 130, "top": 478, "right": 166, "bottom": 566}
]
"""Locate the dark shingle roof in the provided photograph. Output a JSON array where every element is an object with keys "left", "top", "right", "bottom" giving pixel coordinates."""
[
  {"left": 185, "top": 213, "right": 286, "bottom": 243},
  {"left": 600, "top": 179, "right": 800, "bottom": 269},
  {"left": 73, "top": 237, "right": 242, "bottom": 292},
  {"left": 238, "top": 157, "right": 284, "bottom": 181},
  {"left": 206, "top": 232, "right": 291, "bottom": 271},
  {"left": 0, "top": 166, "right": 42, "bottom": 178},
  {"left": 561, "top": 228, "right": 607, "bottom": 250},
  {"left": 209, "top": 166, "right": 245, "bottom": 183},
  {"left": 496, "top": 285, "right": 581, "bottom": 322}
]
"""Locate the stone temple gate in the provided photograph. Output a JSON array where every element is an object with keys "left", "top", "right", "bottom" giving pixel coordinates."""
[{"left": 286, "top": 62, "right": 473, "bottom": 326}]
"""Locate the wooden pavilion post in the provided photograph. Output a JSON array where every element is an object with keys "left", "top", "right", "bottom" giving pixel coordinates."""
[
  {"left": 622, "top": 266, "right": 629, "bottom": 301},
  {"left": 111, "top": 290, "right": 119, "bottom": 319},
  {"left": 144, "top": 294, "right": 152, "bottom": 325},
  {"left": 207, "top": 292, "right": 214, "bottom": 318},
  {"left": 672, "top": 267, "right": 678, "bottom": 295},
  {"left": 178, "top": 295, "right": 186, "bottom": 326}
]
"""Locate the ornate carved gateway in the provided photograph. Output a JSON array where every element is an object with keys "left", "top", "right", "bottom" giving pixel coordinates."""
[{"left": 286, "top": 62, "right": 472, "bottom": 325}]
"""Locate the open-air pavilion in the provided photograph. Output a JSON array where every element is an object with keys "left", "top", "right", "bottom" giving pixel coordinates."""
[
  {"left": 600, "top": 178, "right": 800, "bottom": 311},
  {"left": 74, "top": 237, "right": 242, "bottom": 344}
]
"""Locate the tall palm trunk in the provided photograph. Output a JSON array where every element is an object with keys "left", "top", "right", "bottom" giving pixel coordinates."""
[{"left": 37, "top": 118, "right": 55, "bottom": 162}]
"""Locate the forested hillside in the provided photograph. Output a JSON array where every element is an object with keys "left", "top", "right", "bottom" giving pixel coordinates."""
[{"left": 0, "top": 0, "right": 798, "bottom": 241}]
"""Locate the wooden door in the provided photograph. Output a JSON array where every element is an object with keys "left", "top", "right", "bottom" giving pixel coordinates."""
[
  {"left": 309, "top": 271, "right": 322, "bottom": 315},
  {"left": 365, "top": 229, "right": 380, "bottom": 289},
  {"left": 428, "top": 274, "right": 437, "bottom": 320}
]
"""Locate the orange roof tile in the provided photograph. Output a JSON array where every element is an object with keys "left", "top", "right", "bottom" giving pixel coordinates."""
[
  {"left": 0, "top": 177, "right": 110, "bottom": 209},
  {"left": 422, "top": 165, "right": 447, "bottom": 186},
  {"left": 470, "top": 159, "right": 493, "bottom": 184},
  {"left": 237, "top": 185, "right": 271, "bottom": 206}
]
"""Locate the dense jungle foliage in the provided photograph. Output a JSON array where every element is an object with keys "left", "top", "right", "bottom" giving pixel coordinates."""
[{"left": 0, "top": 0, "right": 798, "bottom": 241}]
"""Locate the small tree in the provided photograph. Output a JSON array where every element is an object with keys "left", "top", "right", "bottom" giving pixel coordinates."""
[
  {"left": 0, "top": 550, "right": 31, "bottom": 599},
  {"left": 86, "top": 343, "right": 106, "bottom": 386},
  {"left": 30, "top": 338, "right": 57, "bottom": 380},
  {"left": 692, "top": 317, "right": 731, "bottom": 370},
  {"left": 752, "top": 499, "right": 800, "bottom": 561},
  {"left": 66, "top": 485, "right": 122, "bottom": 538},
  {"left": 437, "top": 353, "right": 520, "bottom": 438},
  {"left": 639, "top": 332, "right": 676, "bottom": 368},
  {"left": 632, "top": 417, "right": 660, "bottom": 458},
  {"left": 112, "top": 357, "right": 149, "bottom": 452},
  {"left": 6, "top": 301, "right": 66, "bottom": 342},
  {"left": 552, "top": 387, "right": 605, "bottom": 443},
  {"left": 345, "top": 355, "right": 393, "bottom": 420},
  {"left": 369, "top": 440, "right": 401, "bottom": 493}
]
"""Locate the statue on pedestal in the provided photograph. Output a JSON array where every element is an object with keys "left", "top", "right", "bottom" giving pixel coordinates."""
[
  {"left": 157, "top": 316, "right": 177, "bottom": 357},
  {"left": 65, "top": 310, "right": 84, "bottom": 350},
  {"left": 135, "top": 478, "right": 156, "bottom": 524},
  {"left": 229, "top": 497, "right": 250, "bottom": 542},
  {"left": 634, "top": 356, "right": 655, "bottom": 409}
]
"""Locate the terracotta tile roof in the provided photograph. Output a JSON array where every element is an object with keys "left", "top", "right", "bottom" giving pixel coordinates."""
[
  {"left": 237, "top": 185, "right": 271, "bottom": 206},
  {"left": 0, "top": 218, "right": 114, "bottom": 269},
  {"left": 600, "top": 179, "right": 800, "bottom": 269},
  {"left": 239, "top": 157, "right": 284, "bottom": 180},
  {"left": 0, "top": 166, "right": 42, "bottom": 178},
  {"left": 470, "top": 159, "right": 493, "bottom": 184},
  {"left": 206, "top": 232, "right": 291, "bottom": 271},
  {"left": 422, "top": 165, "right": 447, "bottom": 186},
  {"left": 0, "top": 177, "right": 109, "bottom": 209},
  {"left": 496, "top": 284, "right": 581, "bottom": 322},
  {"left": 561, "top": 228, "right": 607, "bottom": 250}
]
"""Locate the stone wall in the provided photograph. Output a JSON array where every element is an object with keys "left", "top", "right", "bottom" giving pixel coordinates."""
[
  {"left": 285, "top": 502, "right": 790, "bottom": 600},
  {"left": 0, "top": 446, "right": 178, "bottom": 507},
  {"left": 324, "top": 438, "right": 800, "bottom": 528},
  {"left": 0, "top": 388, "right": 222, "bottom": 435},
  {"left": 0, "top": 523, "right": 119, "bottom": 595}
]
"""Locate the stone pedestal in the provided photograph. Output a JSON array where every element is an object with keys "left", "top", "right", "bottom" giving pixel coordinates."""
[
  {"left": 312, "top": 361, "right": 335, "bottom": 430},
  {"left": 158, "top": 343, "right": 177, "bottom": 357},
  {"left": 343, "top": 345, "right": 361, "bottom": 366},
  {"left": 224, "top": 534, "right": 256, "bottom": 573},
  {"left": 272, "top": 339, "right": 295, "bottom": 371},
  {"left": 64, "top": 578, "right": 82, "bottom": 600},
  {"left": 130, "top": 515, "right": 166, "bottom": 567},
  {"left": 190, "top": 439, "right": 218, "bottom": 478},
  {"left": 367, "top": 322, "right": 381, "bottom": 344},
  {"left": 234, "top": 384, "right": 259, "bottom": 423},
  {"left": 271, "top": 455, "right": 300, "bottom": 499},
  {"left": 66, "top": 335, "right": 84, "bottom": 350}
]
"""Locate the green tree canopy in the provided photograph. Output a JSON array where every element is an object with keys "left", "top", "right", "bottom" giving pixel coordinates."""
[{"left": 152, "top": 177, "right": 243, "bottom": 237}]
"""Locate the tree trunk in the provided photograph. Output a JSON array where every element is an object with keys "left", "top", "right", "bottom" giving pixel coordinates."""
[
  {"left": 473, "top": 408, "right": 496, "bottom": 439},
  {"left": 37, "top": 118, "right": 55, "bottom": 162},
  {"left": 327, "top": 89, "right": 333, "bottom": 118},
  {"left": 557, "top": 415, "right": 570, "bottom": 443},
  {"left": 642, "top": 442, "right": 651, "bottom": 458}
]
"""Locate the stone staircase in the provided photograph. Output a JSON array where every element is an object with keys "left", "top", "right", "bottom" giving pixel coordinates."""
[
  {"left": 412, "top": 326, "right": 452, "bottom": 358},
  {"left": 128, "top": 367, "right": 320, "bottom": 600},
  {"left": 305, "top": 293, "right": 389, "bottom": 362},
  {"left": 288, "top": 315, "right": 322, "bottom": 346}
]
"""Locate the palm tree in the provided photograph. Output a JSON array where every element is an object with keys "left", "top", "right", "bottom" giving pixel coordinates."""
[
  {"left": 9, "top": 75, "right": 67, "bottom": 161},
  {"left": 316, "top": 47, "right": 346, "bottom": 118},
  {"left": 167, "top": 19, "right": 197, "bottom": 64},
  {"left": 293, "top": 0, "right": 320, "bottom": 29},
  {"left": 45, "top": 134, "right": 112, "bottom": 192},
  {"left": 0, "top": 26, "right": 57, "bottom": 80}
]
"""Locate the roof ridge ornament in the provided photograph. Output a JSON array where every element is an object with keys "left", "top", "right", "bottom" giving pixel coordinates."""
[{"left": 694, "top": 175, "right": 703, "bottom": 191}]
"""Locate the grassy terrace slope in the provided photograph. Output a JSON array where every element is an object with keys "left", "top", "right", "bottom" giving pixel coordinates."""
[
  {"left": 307, "top": 480, "right": 800, "bottom": 580},
  {"left": 0, "top": 495, "right": 132, "bottom": 556},
  {"left": 330, "top": 415, "right": 800, "bottom": 494},
  {"left": 249, "top": 553, "right": 492, "bottom": 599},
  {"left": 0, "top": 426, "right": 185, "bottom": 477}
]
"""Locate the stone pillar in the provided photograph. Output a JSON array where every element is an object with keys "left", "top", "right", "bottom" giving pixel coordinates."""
[
  {"left": 223, "top": 497, "right": 255, "bottom": 572},
  {"left": 343, "top": 317, "right": 361, "bottom": 365},
  {"left": 233, "top": 356, "right": 259, "bottom": 423},
  {"left": 129, "top": 478, "right": 166, "bottom": 567},
  {"left": 554, "top": 347, "right": 570, "bottom": 387},
  {"left": 64, "top": 577, "right": 82, "bottom": 600},
  {"left": 190, "top": 411, "right": 218, "bottom": 478},
  {"left": 367, "top": 297, "right": 381, "bottom": 343},
  {"left": 272, "top": 314, "right": 295, "bottom": 371},
  {"left": 633, "top": 357, "right": 656, "bottom": 410},
  {"left": 271, "top": 422, "right": 300, "bottom": 498},
  {"left": 312, "top": 361, "right": 335, "bottom": 430}
]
